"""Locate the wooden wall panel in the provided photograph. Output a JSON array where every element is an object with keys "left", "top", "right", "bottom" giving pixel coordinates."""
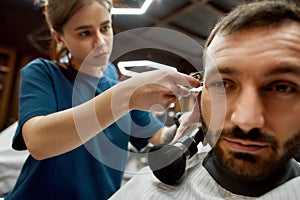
[{"left": 0, "top": 46, "right": 17, "bottom": 131}]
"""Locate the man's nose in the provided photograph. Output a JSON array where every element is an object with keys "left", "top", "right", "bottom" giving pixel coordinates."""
[{"left": 230, "top": 87, "right": 265, "bottom": 132}]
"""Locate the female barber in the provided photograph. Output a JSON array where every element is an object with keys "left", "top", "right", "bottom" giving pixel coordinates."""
[{"left": 5, "top": 0, "right": 199, "bottom": 199}]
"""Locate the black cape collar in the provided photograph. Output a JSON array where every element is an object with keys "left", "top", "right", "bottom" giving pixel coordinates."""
[{"left": 203, "top": 150, "right": 300, "bottom": 197}]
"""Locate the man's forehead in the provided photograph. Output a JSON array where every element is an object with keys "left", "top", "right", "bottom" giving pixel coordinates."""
[
  {"left": 206, "top": 20, "right": 300, "bottom": 52},
  {"left": 205, "top": 22, "right": 300, "bottom": 69}
]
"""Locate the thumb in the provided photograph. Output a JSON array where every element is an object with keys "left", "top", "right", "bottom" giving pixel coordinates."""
[{"left": 170, "top": 122, "right": 199, "bottom": 144}]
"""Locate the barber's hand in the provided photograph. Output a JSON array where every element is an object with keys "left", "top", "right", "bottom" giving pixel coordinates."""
[
  {"left": 124, "top": 70, "right": 200, "bottom": 112},
  {"left": 171, "top": 93, "right": 201, "bottom": 144}
]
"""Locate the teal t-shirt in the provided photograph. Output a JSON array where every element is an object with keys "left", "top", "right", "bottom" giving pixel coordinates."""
[{"left": 5, "top": 58, "right": 163, "bottom": 200}]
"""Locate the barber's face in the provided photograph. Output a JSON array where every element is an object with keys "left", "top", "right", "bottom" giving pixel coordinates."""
[
  {"left": 201, "top": 21, "right": 300, "bottom": 181},
  {"left": 54, "top": 1, "right": 113, "bottom": 71}
]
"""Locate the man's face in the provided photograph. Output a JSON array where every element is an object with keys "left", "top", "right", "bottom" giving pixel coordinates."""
[{"left": 201, "top": 21, "right": 300, "bottom": 181}]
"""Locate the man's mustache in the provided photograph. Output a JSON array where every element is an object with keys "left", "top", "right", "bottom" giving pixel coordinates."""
[{"left": 220, "top": 127, "right": 278, "bottom": 149}]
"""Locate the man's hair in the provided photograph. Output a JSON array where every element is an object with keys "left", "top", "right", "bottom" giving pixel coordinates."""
[{"left": 205, "top": 0, "right": 300, "bottom": 48}]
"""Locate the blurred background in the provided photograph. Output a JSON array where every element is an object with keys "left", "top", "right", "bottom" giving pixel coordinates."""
[{"left": 0, "top": 0, "right": 300, "bottom": 131}]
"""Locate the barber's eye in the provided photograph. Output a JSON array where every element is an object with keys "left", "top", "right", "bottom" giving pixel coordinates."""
[
  {"left": 79, "top": 31, "right": 91, "bottom": 37},
  {"left": 100, "top": 25, "right": 111, "bottom": 33}
]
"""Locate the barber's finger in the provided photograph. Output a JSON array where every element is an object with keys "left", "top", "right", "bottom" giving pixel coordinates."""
[
  {"left": 176, "top": 123, "right": 199, "bottom": 142},
  {"left": 176, "top": 85, "right": 191, "bottom": 98},
  {"left": 175, "top": 72, "right": 201, "bottom": 88},
  {"left": 171, "top": 122, "right": 199, "bottom": 144}
]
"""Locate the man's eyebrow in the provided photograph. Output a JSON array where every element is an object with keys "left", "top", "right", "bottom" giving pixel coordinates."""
[
  {"left": 266, "top": 66, "right": 300, "bottom": 76},
  {"left": 206, "top": 66, "right": 300, "bottom": 78},
  {"left": 205, "top": 67, "right": 237, "bottom": 78},
  {"left": 73, "top": 20, "right": 111, "bottom": 31}
]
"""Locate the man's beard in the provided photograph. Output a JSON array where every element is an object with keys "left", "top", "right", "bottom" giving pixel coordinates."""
[{"left": 200, "top": 109, "right": 300, "bottom": 182}]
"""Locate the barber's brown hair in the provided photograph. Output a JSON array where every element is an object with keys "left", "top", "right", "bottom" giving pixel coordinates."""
[
  {"left": 205, "top": 0, "right": 300, "bottom": 48},
  {"left": 38, "top": 0, "right": 112, "bottom": 62}
]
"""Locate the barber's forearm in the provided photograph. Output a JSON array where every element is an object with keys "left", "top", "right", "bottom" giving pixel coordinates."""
[{"left": 23, "top": 85, "right": 132, "bottom": 160}]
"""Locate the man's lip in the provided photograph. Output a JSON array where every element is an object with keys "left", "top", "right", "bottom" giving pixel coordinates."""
[{"left": 222, "top": 137, "right": 270, "bottom": 154}]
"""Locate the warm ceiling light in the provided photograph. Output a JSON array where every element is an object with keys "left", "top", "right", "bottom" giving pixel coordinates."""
[{"left": 111, "top": 0, "right": 154, "bottom": 15}]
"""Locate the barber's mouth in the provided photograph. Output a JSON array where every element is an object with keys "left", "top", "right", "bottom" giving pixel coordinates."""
[
  {"left": 223, "top": 138, "right": 269, "bottom": 154},
  {"left": 94, "top": 52, "right": 108, "bottom": 59}
]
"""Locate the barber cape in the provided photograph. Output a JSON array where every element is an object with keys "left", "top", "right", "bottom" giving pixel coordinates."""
[{"left": 109, "top": 151, "right": 300, "bottom": 200}]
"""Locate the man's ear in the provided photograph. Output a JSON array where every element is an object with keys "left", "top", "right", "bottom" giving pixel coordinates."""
[{"left": 51, "top": 29, "right": 65, "bottom": 47}]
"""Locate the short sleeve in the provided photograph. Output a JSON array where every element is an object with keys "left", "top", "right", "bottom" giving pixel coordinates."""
[{"left": 12, "top": 59, "right": 61, "bottom": 150}]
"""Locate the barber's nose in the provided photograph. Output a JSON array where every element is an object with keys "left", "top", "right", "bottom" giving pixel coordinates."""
[
  {"left": 230, "top": 87, "right": 265, "bottom": 132},
  {"left": 94, "top": 31, "right": 106, "bottom": 47}
]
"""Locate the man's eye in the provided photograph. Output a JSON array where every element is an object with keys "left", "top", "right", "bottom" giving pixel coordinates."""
[
  {"left": 206, "top": 80, "right": 229, "bottom": 93},
  {"left": 210, "top": 81, "right": 227, "bottom": 88},
  {"left": 264, "top": 84, "right": 296, "bottom": 93}
]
